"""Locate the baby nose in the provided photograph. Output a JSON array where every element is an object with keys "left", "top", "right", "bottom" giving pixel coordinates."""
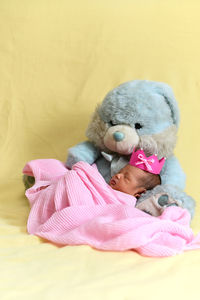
[
  {"left": 115, "top": 173, "right": 122, "bottom": 180},
  {"left": 113, "top": 131, "right": 125, "bottom": 142}
]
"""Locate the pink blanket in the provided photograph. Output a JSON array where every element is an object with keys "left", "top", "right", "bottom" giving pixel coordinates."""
[{"left": 23, "top": 159, "right": 200, "bottom": 257}]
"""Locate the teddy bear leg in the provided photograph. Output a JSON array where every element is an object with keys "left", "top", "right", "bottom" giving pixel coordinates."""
[
  {"left": 137, "top": 184, "right": 195, "bottom": 218},
  {"left": 136, "top": 193, "right": 180, "bottom": 217}
]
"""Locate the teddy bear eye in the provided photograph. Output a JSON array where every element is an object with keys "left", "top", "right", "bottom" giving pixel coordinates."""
[
  {"left": 109, "top": 120, "right": 116, "bottom": 126},
  {"left": 135, "top": 123, "right": 143, "bottom": 130}
]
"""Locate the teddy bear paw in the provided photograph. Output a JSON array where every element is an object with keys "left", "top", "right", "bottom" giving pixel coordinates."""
[{"left": 136, "top": 193, "right": 182, "bottom": 217}]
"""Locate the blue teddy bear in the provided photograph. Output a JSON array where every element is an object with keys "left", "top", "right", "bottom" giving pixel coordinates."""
[{"left": 66, "top": 80, "right": 195, "bottom": 217}]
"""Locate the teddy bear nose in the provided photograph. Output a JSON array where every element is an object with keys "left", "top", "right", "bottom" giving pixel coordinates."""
[{"left": 113, "top": 131, "right": 125, "bottom": 141}]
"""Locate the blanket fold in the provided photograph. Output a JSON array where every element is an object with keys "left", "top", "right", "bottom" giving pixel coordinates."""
[{"left": 23, "top": 159, "right": 200, "bottom": 257}]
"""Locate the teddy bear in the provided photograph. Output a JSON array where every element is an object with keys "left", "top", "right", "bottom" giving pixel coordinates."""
[{"left": 66, "top": 80, "right": 195, "bottom": 217}]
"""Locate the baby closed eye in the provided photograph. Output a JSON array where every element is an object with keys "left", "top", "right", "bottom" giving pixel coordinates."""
[{"left": 124, "top": 173, "right": 130, "bottom": 180}]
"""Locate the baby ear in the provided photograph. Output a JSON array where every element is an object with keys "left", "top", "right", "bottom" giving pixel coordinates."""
[{"left": 135, "top": 188, "right": 146, "bottom": 199}]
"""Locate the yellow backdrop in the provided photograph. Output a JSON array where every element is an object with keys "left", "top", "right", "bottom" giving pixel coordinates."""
[{"left": 1, "top": 1, "right": 200, "bottom": 299}]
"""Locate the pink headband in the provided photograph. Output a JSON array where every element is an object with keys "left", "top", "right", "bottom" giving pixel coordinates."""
[{"left": 129, "top": 148, "right": 165, "bottom": 174}]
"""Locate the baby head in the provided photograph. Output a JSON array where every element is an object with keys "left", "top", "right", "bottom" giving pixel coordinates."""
[
  {"left": 109, "top": 148, "right": 164, "bottom": 198},
  {"left": 109, "top": 164, "right": 161, "bottom": 198}
]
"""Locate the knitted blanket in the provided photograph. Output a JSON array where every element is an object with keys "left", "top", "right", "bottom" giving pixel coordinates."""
[{"left": 23, "top": 159, "right": 200, "bottom": 257}]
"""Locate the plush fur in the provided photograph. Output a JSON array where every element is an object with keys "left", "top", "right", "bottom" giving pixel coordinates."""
[{"left": 66, "top": 80, "right": 195, "bottom": 217}]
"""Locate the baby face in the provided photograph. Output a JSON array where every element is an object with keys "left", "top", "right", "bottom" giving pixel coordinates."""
[{"left": 109, "top": 164, "right": 146, "bottom": 198}]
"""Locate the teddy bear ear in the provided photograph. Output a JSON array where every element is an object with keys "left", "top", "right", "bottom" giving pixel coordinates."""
[{"left": 153, "top": 81, "right": 180, "bottom": 127}]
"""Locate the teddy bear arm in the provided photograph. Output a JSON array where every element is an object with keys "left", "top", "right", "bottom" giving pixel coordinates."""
[
  {"left": 160, "top": 155, "right": 186, "bottom": 190},
  {"left": 66, "top": 141, "right": 100, "bottom": 168}
]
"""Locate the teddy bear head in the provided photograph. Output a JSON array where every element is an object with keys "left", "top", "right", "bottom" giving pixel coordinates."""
[{"left": 86, "top": 80, "right": 180, "bottom": 159}]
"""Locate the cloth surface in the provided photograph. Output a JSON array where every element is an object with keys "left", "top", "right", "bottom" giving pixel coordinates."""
[
  {"left": 1, "top": 0, "right": 200, "bottom": 299},
  {"left": 23, "top": 159, "right": 200, "bottom": 257}
]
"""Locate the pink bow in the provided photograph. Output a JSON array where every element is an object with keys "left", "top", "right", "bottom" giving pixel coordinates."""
[{"left": 135, "top": 154, "right": 155, "bottom": 171}]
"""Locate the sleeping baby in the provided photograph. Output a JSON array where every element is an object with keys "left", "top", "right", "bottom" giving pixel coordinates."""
[{"left": 23, "top": 149, "right": 195, "bottom": 255}]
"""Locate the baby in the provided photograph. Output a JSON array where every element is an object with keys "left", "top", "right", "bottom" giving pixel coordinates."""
[{"left": 109, "top": 163, "right": 161, "bottom": 199}]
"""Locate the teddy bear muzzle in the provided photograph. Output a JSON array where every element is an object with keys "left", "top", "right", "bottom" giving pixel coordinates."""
[{"left": 103, "top": 124, "right": 139, "bottom": 155}]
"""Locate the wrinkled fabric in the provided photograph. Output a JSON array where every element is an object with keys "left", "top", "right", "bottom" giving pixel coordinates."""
[{"left": 23, "top": 159, "right": 200, "bottom": 257}]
